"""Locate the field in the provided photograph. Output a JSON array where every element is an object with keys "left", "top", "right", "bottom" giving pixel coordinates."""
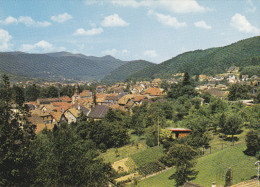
[{"left": 137, "top": 143, "right": 257, "bottom": 187}]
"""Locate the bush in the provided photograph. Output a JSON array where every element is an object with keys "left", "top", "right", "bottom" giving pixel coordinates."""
[{"left": 245, "top": 130, "right": 260, "bottom": 156}]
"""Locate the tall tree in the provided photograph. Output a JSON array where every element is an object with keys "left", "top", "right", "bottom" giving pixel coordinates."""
[
  {"left": 219, "top": 113, "right": 242, "bottom": 145},
  {"left": 12, "top": 85, "right": 25, "bottom": 107},
  {"left": 161, "top": 143, "right": 198, "bottom": 186},
  {"left": 32, "top": 123, "right": 114, "bottom": 186},
  {"left": 0, "top": 75, "right": 36, "bottom": 186},
  {"left": 25, "top": 84, "right": 40, "bottom": 101},
  {"left": 225, "top": 167, "right": 232, "bottom": 187},
  {"left": 182, "top": 72, "right": 191, "bottom": 86},
  {"left": 245, "top": 130, "right": 260, "bottom": 156}
]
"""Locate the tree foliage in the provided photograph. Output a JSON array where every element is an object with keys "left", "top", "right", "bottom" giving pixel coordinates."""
[
  {"left": 161, "top": 143, "right": 198, "bottom": 186},
  {"left": 32, "top": 124, "right": 114, "bottom": 186},
  {"left": 245, "top": 130, "right": 260, "bottom": 156},
  {"left": 228, "top": 84, "right": 251, "bottom": 101},
  {"left": 0, "top": 75, "right": 36, "bottom": 186}
]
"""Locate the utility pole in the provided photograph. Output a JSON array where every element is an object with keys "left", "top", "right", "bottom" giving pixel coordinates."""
[
  {"left": 157, "top": 102, "right": 160, "bottom": 147},
  {"left": 255, "top": 161, "right": 260, "bottom": 187}
]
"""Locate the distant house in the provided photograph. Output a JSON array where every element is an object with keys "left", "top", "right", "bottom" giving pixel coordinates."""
[
  {"left": 87, "top": 105, "right": 110, "bottom": 120},
  {"left": 199, "top": 75, "right": 207, "bottom": 82},
  {"left": 168, "top": 128, "right": 192, "bottom": 139}
]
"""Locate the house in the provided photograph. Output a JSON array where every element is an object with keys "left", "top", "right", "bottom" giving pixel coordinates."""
[
  {"left": 105, "top": 95, "right": 119, "bottom": 104},
  {"left": 96, "top": 85, "right": 107, "bottom": 93},
  {"left": 87, "top": 105, "right": 110, "bottom": 120},
  {"left": 168, "top": 128, "right": 192, "bottom": 139},
  {"left": 64, "top": 108, "right": 81, "bottom": 124},
  {"left": 80, "top": 90, "right": 92, "bottom": 98},
  {"left": 28, "top": 109, "right": 54, "bottom": 133},
  {"left": 51, "top": 111, "right": 68, "bottom": 125},
  {"left": 133, "top": 95, "right": 147, "bottom": 106},
  {"left": 142, "top": 87, "right": 164, "bottom": 98}
]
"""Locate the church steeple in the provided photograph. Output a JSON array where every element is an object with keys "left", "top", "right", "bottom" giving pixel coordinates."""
[{"left": 72, "top": 84, "right": 80, "bottom": 104}]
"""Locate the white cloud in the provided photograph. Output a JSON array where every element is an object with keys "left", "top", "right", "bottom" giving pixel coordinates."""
[
  {"left": 194, "top": 20, "right": 211, "bottom": 29},
  {"left": 102, "top": 49, "right": 130, "bottom": 57},
  {"left": 143, "top": 50, "right": 158, "bottom": 58},
  {"left": 230, "top": 13, "right": 260, "bottom": 34},
  {"left": 73, "top": 28, "right": 103, "bottom": 36},
  {"left": 21, "top": 40, "right": 54, "bottom": 52},
  {"left": 246, "top": 0, "right": 256, "bottom": 13},
  {"left": 0, "top": 29, "right": 12, "bottom": 51},
  {"left": 111, "top": 0, "right": 141, "bottom": 8},
  {"left": 18, "top": 16, "right": 51, "bottom": 27},
  {"left": 148, "top": 10, "right": 186, "bottom": 28},
  {"left": 122, "top": 49, "right": 129, "bottom": 54},
  {"left": 110, "top": 0, "right": 208, "bottom": 13},
  {"left": 0, "top": 16, "right": 51, "bottom": 27},
  {"left": 85, "top": 0, "right": 103, "bottom": 6},
  {"left": 101, "top": 14, "right": 129, "bottom": 27},
  {"left": 102, "top": 48, "right": 118, "bottom": 56},
  {"left": 51, "top": 13, "right": 72, "bottom": 23},
  {"left": 0, "top": 16, "right": 18, "bottom": 25}
]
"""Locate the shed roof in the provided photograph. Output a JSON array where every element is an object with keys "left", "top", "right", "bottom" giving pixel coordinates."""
[{"left": 168, "top": 128, "right": 192, "bottom": 132}]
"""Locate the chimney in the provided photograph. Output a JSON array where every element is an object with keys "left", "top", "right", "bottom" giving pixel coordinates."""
[{"left": 212, "top": 182, "right": 216, "bottom": 187}]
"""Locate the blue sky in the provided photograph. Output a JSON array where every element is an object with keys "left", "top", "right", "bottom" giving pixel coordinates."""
[{"left": 0, "top": 0, "right": 259, "bottom": 63}]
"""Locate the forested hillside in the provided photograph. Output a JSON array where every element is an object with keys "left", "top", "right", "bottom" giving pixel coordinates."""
[
  {"left": 102, "top": 60, "right": 155, "bottom": 82},
  {"left": 130, "top": 36, "right": 260, "bottom": 80}
]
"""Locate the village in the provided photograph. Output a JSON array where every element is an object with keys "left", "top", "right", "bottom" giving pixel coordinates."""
[{"left": 23, "top": 65, "right": 260, "bottom": 134}]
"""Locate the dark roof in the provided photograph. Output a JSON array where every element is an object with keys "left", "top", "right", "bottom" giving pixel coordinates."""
[
  {"left": 87, "top": 105, "right": 109, "bottom": 119},
  {"left": 184, "top": 182, "right": 204, "bottom": 187},
  {"left": 81, "top": 106, "right": 90, "bottom": 115}
]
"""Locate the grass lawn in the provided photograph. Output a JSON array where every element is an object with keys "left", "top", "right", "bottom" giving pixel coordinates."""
[
  {"left": 137, "top": 143, "right": 257, "bottom": 187},
  {"left": 131, "top": 146, "right": 163, "bottom": 167}
]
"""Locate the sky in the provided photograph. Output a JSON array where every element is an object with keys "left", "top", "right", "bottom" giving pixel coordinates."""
[{"left": 0, "top": 0, "right": 259, "bottom": 64}]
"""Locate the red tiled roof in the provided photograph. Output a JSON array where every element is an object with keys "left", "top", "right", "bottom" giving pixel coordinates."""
[{"left": 142, "top": 87, "right": 164, "bottom": 96}]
